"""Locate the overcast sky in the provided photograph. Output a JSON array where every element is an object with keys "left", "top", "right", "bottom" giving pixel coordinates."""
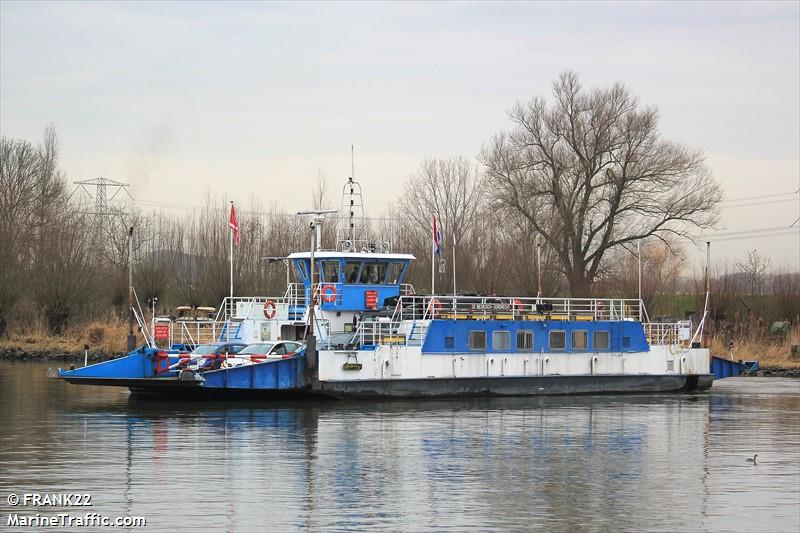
[{"left": 1, "top": 1, "right": 798, "bottom": 268}]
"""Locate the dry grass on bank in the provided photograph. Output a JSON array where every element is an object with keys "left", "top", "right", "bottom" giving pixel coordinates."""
[
  {"left": 711, "top": 325, "right": 800, "bottom": 369},
  {"left": 0, "top": 319, "right": 128, "bottom": 355}
]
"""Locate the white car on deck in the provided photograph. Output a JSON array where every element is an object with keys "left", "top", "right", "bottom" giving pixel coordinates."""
[{"left": 221, "top": 341, "right": 304, "bottom": 368}]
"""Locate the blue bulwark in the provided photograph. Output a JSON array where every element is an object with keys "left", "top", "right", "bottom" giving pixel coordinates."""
[
  {"left": 201, "top": 356, "right": 305, "bottom": 389},
  {"left": 420, "top": 320, "right": 649, "bottom": 354},
  {"left": 58, "top": 352, "right": 154, "bottom": 379}
]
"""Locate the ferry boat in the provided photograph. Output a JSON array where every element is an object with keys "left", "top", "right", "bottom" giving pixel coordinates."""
[{"left": 52, "top": 178, "right": 713, "bottom": 398}]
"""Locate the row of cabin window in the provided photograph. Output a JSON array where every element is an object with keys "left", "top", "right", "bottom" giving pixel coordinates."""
[
  {"left": 459, "top": 330, "right": 611, "bottom": 352},
  {"left": 307, "top": 260, "right": 405, "bottom": 284}
]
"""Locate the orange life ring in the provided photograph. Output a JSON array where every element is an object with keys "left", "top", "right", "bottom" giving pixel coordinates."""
[
  {"left": 513, "top": 299, "right": 525, "bottom": 313},
  {"left": 320, "top": 284, "right": 337, "bottom": 303},
  {"left": 263, "top": 300, "right": 277, "bottom": 319}
]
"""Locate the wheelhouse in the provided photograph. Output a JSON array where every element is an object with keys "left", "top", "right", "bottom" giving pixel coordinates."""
[{"left": 288, "top": 251, "right": 415, "bottom": 312}]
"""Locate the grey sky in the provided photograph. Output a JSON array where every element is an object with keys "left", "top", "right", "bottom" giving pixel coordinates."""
[{"left": 1, "top": 0, "right": 798, "bottom": 268}]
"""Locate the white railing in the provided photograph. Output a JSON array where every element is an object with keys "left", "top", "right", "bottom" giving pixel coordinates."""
[
  {"left": 321, "top": 317, "right": 430, "bottom": 350},
  {"left": 215, "top": 290, "right": 309, "bottom": 324},
  {"left": 643, "top": 321, "right": 692, "bottom": 347},
  {"left": 283, "top": 283, "right": 308, "bottom": 308},
  {"left": 392, "top": 295, "right": 646, "bottom": 323},
  {"left": 170, "top": 320, "right": 220, "bottom": 347},
  {"left": 400, "top": 284, "right": 416, "bottom": 296}
]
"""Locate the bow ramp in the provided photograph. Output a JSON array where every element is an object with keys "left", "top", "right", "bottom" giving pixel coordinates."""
[{"left": 53, "top": 348, "right": 307, "bottom": 394}]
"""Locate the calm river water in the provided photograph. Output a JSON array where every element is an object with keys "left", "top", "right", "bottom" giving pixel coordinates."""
[{"left": 1, "top": 362, "right": 798, "bottom": 532}]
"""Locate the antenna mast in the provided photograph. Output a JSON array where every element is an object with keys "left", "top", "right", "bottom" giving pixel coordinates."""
[{"left": 335, "top": 148, "right": 369, "bottom": 251}]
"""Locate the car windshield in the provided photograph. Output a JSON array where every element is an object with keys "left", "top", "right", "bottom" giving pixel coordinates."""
[
  {"left": 239, "top": 343, "right": 275, "bottom": 355},
  {"left": 191, "top": 345, "right": 220, "bottom": 355}
]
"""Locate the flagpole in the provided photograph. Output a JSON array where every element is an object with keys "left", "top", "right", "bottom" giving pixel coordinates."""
[
  {"left": 431, "top": 245, "right": 435, "bottom": 296},
  {"left": 637, "top": 240, "right": 642, "bottom": 304},
  {"left": 452, "top": 234, "right": 456, "bottom": 295},
  {"left": 230, "top": 201, "right": 234, "bottom": 298},
  {"left": 431, "top": 216, "right": 435, "bottom": 296}
]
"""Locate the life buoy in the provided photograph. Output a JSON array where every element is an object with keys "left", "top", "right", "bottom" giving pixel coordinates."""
[
  {"left": 263, "top": 300, "right": 277, "bottom": 319},
  {"left": 320, "top": 284, "right": 337, "bottom": 303},
  {"left": 513, "top": 299, "right": 525, "bottom": 312}
]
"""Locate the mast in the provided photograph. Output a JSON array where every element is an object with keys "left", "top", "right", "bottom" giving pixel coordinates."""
[
  {"left": 336, "top": 175, "right": 367, "bottom": 251},
  {"left": 127, "top": 226, "right": 135, "bottom": 351},
  {"left": 536, "top": 242, "right": 542, "bottom": 297}
]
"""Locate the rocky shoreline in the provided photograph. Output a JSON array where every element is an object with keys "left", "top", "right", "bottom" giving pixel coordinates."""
[
  {"left": 744, "top": 366, "right": 800, "bottom": 378},
  {"left": 0, "top": 347, "right": 118, "bottom": 362}
]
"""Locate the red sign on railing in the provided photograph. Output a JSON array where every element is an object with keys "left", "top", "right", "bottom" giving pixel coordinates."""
[{"left": 154, "top": 324, "right": 170, "bottom": 340}]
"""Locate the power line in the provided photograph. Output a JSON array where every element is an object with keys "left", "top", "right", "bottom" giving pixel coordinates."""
[
  {"left": 700, "top": 225, "right": 793, "bottom": 238},
  {"left": 720, "top": 190, "right": 797, "bottom": 204},
  {"left": 720, "top": 198, "right": 797, "bottom": 209},
  {"left": 707, "top": 231, "right": 797, "bottom": 242}
]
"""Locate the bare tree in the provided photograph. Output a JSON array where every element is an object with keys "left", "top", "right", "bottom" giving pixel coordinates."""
[
  {"left": 736, "top": 249, "right": 772, "bottom": 296},
  {"left": 32, "top": 209, "right": 97, "bottom": 333},
  {"left": 0, "top": 127, "right": 74, "bottom": 334},
  {"left": 399, "top": 157, "right": 483, "bottom": 292},
  {"left": 312, "top": 170, "right": 329, "bottom": 211},
  {"left": 480, "top": 72, "right": 722, "bottom": 295}
]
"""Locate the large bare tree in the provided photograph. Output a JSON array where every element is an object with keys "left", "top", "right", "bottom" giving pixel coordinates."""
[{"left": 481, "top": 72, "right": 722, "bottom": 295}]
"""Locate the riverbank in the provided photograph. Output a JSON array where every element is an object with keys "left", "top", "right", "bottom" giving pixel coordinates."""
[
  {"left": 745, "top": 366, "right": 800, "bottom": 378},
  {"left": 0, "top": 319, "right": 126, "bottom": 361},
  {"left": 0, "top": 346, "right": 115, "bottom": 362}
]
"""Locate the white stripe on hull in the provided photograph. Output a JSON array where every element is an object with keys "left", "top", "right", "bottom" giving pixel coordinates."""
[{"left": 318, "top": 345, "right": 710, "bottom": 382}]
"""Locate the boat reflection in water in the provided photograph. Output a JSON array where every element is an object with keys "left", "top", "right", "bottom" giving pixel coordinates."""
[
  {"left": 49, "top": 395, "right": 714, "bottom": 532},
  {"left": 2, "top": 363, "right": 798, "bottom": 532}
]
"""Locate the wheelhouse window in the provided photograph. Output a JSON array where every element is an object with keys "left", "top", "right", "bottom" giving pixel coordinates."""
[
  {"left": 572, "top": 330, "right": 588, "bottom": 350},
  {"left": 517, "top": 330, "right": 534, "bottom": 352},
  {"left": 344, "top": 261, "right": 361, "bottom": 283},
  {"left": 493, "top": 330, "right": 510, "bottom": 351},
  {"left": 549, "top": 330, "right": 566, "bottom": 350},
  {"left": 468, "top": 331, "right": 486, "bottom": 351},
  {"left": 321, "top": 261, "right": 340, "bottom": 283},
  {"left": 296, "top": 261, "right": 308, "bottom": 281},
  {"left": 387, "top": 262, "right": 405, "bottom": 284},
  {"left": 355, "top": 262, "right": 388, "bottom": 284},
  {"left": 359, "top": 264, "right": 374, "bottom": 283},
  {"left": 374, "top": 262, "right": 388, "bottom": 284},
  {"left": 594, "top": 331, "right": 610, "bottom": 351}
]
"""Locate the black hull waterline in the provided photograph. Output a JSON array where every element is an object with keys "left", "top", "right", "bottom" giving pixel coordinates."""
[{"left": 63, "top": 373, "right": 714, "bottom": 400}]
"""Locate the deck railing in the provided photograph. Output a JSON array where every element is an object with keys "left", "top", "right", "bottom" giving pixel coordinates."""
[
  {"left": 643, "top": 321, "right": 692, "bottom": 347},
  {"left": 392, "top": 295, "right": 646, "bottom": 323}
]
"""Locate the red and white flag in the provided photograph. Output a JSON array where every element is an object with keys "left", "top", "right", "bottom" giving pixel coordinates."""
[{"left": 228, "top": 203, "right": 240, "bottom": 245}]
